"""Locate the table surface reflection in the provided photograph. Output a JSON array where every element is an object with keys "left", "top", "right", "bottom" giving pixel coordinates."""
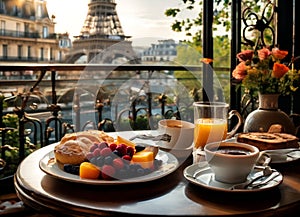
[{"left": 14, "top": 131, "right": 300, "bottom": 216}]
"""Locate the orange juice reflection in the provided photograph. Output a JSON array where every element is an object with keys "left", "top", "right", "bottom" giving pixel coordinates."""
[{"left": 194, "top": 118, "right": 227, "bottom": 149}]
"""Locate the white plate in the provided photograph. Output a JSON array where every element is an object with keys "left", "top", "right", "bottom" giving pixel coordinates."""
[
  {"left": 158, "top": 144, "right": 193, "bottom": 159},
  {"left": 261, "top": 148, "right": 300, "bottom": 164},
  {"left": 183, "top": 162, "right": 283, "bottom": 193},
  {"left": 39, "top": 149, "right": 179, "bottom": 185}
]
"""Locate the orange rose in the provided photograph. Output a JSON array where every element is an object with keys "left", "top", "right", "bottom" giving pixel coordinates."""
[
  {"left": 272, "top": 48, "right": 288, "bottom": 60},
  {"left": 236, "top": 50, "right": 254, "bottom": 62},
  {"left": 232, "top": 62, "right": 247, "bottom": 80},
  {"left": 257, "top": 47, "right": 271, "bottom": 61},
  {"left": 272, "top": 62, "right": 289, "bottom": 78}
]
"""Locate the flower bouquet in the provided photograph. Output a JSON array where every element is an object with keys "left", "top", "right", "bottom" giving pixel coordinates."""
[
  {"left": 232, "top": 47, "right": 300, "bottom": 95},
  {"left": 232, "top": 47, "right": 300, "bottom": 134}
]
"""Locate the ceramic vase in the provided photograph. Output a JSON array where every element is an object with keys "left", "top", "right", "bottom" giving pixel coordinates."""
[{"left": 243, "top": 93, "right": 295, "bottom": 134}]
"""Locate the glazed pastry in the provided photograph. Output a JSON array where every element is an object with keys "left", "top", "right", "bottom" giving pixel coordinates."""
[
  {"left": 54, "top": 139, "right": 91, "bottom": 165},
  {"left": 60, "top": 130, "right": 114, "bottom": 145}
]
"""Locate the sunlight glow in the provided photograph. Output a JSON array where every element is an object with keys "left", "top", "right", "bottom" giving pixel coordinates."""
[{"left": 46, "top": 0, "right": 189, "bottom": 45}]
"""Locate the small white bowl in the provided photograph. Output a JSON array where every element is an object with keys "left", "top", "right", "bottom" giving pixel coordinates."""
[
  {"left": 204, "top": 141, "right": 260, "bottom": 184},
  {"left": 157, "top": 119, "right": 195, "bottom": 150}
]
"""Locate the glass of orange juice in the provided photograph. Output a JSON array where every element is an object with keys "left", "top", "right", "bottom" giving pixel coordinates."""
[{"left": 193, "top": 102, "right": 242, "bottom": 150}]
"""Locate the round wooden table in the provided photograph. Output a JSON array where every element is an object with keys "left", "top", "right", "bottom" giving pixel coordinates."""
[{"left": 14, "top": 131, "right": 300, "bottom": 216}]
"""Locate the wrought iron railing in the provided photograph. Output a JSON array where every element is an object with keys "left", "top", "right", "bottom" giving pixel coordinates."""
[{"left": 0, "top": 63, "right": 230, "bottom": 170}]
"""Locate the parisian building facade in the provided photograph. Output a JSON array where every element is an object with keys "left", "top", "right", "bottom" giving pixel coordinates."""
[{"left": 0, "top": 0, "right": 70, "bottom": 67}]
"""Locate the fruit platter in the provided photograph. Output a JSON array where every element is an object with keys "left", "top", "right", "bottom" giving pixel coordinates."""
[{"left": 39, "top": 130, "right": 179, "bottom": 185}]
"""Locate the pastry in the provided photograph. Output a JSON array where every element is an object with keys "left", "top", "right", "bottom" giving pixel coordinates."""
[
  {"left": 54, "top": 139, "right": 91, "bottom": 165},
  {"left": 60, "top": 130, "right": 114, "bottom": 145},
  {"left": 54, "top": 130, "right": 114, "bottom": 164},
  {"left": 237, "top": 132, "right": 299, "bottom": 151}
]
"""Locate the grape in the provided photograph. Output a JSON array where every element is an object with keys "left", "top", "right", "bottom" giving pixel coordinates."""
[
  {"left": 63, "top": 164, "right": 80, "bottom": 175},
  {"left": 98, "top": 142, "right": 108, "bottom": 149},
  {"left": 100, "top": 147, "right": 112, "bottom": 157},
  {"left": 113, "top": 149, "right": 122, "bottom": 157},
  {"left": 89, "top": 143, "right": 98, "bottom": 152},
  {"left": 89, "top": 157, "right": 97, "bottom": 164},
  {"left": 135, "top": 145, "right": 146, "bottom": 152},
  {"left": 104, "top": 156, "right": 113, "bottom": 165},
  {"left": 92, "top": 148, "right": 101, "bottom": 157},
  {"left": 154, "top": 159, "right": 163, "bottom": 169},
  {"left": 136, "top": 168, "right": 145, "bottom": 176},
  {"left": 96, "top": 156, "right": 105, "bottom": 167}
]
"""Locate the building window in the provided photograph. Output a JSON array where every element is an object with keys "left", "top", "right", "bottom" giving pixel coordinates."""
[
  {"left": 58, "top": 51, "right": 62, "bottom": 62},
  {"left": 2, "top": 44, "right": 8, "bottom": 59},
  {"left": 24, "top": 23, "right": 29, "bottom": 37},
  {"left": 16, "top": 23, "right": 20, "bottom": 37},
  {"left": 59, "top": 39, "right": 70, "bottom": 48},
  {"left": 18, "top": 45, "right": 22, "bottom": 59},
  {"left": 0, "top": 1, "right": 5, "bottom": 13},
  {"left": 1, "top": 20, "right": 5, "bottom": 35},
  {"left": 40, "top": 47, "right": 44, "bottom": 61},
  {"left": 43, "top": 26, "right": 48, "bottom": 38},
  {"left": 50, "top": 47, "right": 54, "bottom": 61},
  {"left": 27, "top": 46, "right": 31, "bottom": 60},
  {"left": 37, "top": 4, "right": 42, "bottom": 18}
]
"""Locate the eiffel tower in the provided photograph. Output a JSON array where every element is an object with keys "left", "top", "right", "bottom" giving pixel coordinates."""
[{"left": 65, "top": 0, "right": 138, "bottom": 63}]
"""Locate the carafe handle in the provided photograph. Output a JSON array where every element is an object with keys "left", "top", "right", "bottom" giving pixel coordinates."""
[{"left": 227, "top": 110, "right": 243, "bottom": 139}]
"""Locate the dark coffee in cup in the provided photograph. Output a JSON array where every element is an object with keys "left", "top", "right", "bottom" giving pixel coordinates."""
[{"left": 213, "top": 146, "right": 252, "bottom": 155}]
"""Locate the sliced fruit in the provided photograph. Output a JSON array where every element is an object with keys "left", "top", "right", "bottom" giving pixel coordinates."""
[
  {"left": 116, "top": 136, "right": 136, "bottom": 148},
  {"left": 79, "top": 162, "right": 100, "bottom": 179},
  {"left": 131, "top": 151, "right": 154, "bottom": 169},
  {"left": 144, "top": 146, "right": 159, "bottom": 158}
]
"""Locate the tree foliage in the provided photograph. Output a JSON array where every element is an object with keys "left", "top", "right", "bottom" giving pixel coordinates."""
[
  {"left": 165, "top": 0, "right": 273, "bottom": 102},
  {"left": 165, "top": 0, "right": 274, "bottom": 47}
]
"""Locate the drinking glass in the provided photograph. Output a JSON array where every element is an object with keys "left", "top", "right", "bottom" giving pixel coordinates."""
[{"left": 193, "top": 101, "right": 242, "bottom": 150}]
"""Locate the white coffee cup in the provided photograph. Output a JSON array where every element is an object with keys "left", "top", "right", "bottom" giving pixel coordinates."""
[
  {"left": 157, "top": 119, "right": 195, "bottom": 150},
  {"left": 204, "top": 141, "right": 260, "bottom": 183}
]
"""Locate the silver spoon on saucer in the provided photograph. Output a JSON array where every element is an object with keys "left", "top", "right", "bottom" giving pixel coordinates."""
[{"left": 230, "top": 166, "right": 274, "bottom": 190}]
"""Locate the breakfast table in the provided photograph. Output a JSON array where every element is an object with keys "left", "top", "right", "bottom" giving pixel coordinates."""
[{"left": 14, "top": 130, "right": 300, "bottom": 216}]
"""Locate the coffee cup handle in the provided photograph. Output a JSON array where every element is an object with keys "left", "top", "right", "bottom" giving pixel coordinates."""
[{"left": 226, "top": 110, "right": 243, "bottom": 139}]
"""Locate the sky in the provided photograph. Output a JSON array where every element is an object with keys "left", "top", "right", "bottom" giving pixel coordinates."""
[{"left": 46, "top": 0, "right": 193, "bottom": 46}]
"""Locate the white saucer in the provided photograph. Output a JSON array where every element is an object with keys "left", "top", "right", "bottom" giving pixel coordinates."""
[
  {"left": 261, "top": 148, "right": 300, "bottom": 164},
  {"left": 183, "top": 162, "right": 283, "bottom": 193}
]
